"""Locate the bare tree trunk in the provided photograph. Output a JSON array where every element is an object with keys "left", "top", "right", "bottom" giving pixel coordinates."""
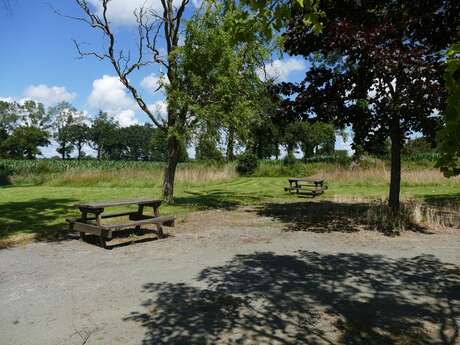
[
  {"left": 227, "top": 126, "right": 235, "bottom": 161},
  {"left": 389, "top": 118, "right": 401, "bottom": 213},
  {"left": 163, "top": 134, "right": 179, "bottom": 203}
]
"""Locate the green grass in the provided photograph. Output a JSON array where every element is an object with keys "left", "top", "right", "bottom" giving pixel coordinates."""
[{"left": 1, "top": 174, "right": 459, "bottom": 244}]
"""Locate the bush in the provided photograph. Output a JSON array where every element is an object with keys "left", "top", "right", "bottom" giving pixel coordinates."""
[
  {"left": 236, "top": 152, "right": 258, "bottom": 176},
  {"left": 283, "top": 153, "right": 297, "bottom": 166},
  {"left": 0, "top": 163, "right": 14, "bottom": 185}
]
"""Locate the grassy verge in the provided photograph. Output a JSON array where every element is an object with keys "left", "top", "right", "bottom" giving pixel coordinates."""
[{"left": 1, "top": 160, "right": 459, "bottom": 247}]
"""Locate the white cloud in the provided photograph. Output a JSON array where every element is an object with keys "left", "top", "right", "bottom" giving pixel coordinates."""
[
  {"left": 88, "top": 75, "right": 133, "bottom": 110},
  {"left": 0, "top": 97, "right": 14, "bottom": 103},
  {"left": 87, "top": 0, "right": 183, "bottom": 26},
  {"left": 148, "top": 100, "right": 167, "bottom": 122},
  {"left": 115, "top": 109, "right": 138, "bottom": 127},
  {"left": 23, "top": 85, "right": 76, "bottom": 106},
  {"left": 257, "top": 58, "right": 306, "bottom": 82},
  {"left": 140, "top": 73, "right": 169, "bottom": 93},
  {"left": 88, "top": 75, "right": 138, "bottom": 127}
]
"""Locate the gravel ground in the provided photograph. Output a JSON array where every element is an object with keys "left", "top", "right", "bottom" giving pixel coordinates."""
[{"left": 1, "top": 207, "right": 459, "bottom": 345}]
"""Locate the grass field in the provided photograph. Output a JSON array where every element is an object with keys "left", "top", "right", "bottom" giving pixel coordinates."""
[{"left": 1, "top": 159, "right": 459, "bottom": 247}]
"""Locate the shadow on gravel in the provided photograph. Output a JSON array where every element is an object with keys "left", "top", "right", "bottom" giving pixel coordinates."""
[
  {"left": 0, "top": 197, "right": 78, "bottom": 245},
  {"left": 255, "top": 201, "right": 432, "bottom": 235},
  {"left": 125, "top": 251, "right": 460, "bottom": 345}
]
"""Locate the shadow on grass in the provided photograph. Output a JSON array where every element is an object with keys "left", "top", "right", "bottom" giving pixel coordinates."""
[
  {"left": 255, "top": 200, "right": 429, "bottom": 234},
  {"left": 0, "top": 197, "right": 78, "bottom": 244},
  {"left": 422, "top": 193, "right": 460, "bottom": 206},
  {"left": 124, "top": 251, "right": 460, "bottom": 345},
  {"left": 175, "top": 190, "right": 262, "bottom": 210}
]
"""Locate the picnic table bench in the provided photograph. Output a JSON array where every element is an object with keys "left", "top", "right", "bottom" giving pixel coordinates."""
[
  {"left": 284, "top": 178, "right": 327, "bottom": 197},
  {"left": 66, "top": 198, "right": 175, "bottom": 248}
]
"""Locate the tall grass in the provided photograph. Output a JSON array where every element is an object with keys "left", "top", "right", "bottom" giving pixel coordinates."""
[{"left": 2, "top": 158, "right": 459, "bottom": 188}]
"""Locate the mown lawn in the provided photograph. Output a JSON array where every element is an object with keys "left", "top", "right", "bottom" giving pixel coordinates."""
[{"left": 1, "top": 176, "right": 459, "bottom": 245}]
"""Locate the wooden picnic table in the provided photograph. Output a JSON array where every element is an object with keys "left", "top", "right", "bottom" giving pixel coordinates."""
[
  {"left": 284, "top": 178, "right": 327, "bottom": 197},
  {"left": 67, "top": 198, "right": 175, "bottom": 248}
]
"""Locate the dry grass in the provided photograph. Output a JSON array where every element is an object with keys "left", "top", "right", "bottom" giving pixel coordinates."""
[
  {"left": 45, "top": 165, "right": 238, "bottom": 187},
  {"left": 330, "top": 196, "right": 460, "bottom": 233},
  {"left": 311, "top": 165, "right": 460, "bottom": 186}
]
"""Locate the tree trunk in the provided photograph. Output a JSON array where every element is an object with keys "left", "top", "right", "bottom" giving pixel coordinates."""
[
  {"left": 389, "top": 119, "right": 401, "bottom": 213},
  {"left": 77, "top": 144, "right": 82, "bottom": 160},
  {"left": 226, "top": 126, "right": 235, "bottom": 161},
  {"left": 287, "top": 143, "right": 295, "bottom": 157},
  {"left": 162, "top": 134, "right": 179, "bottom": 203}
]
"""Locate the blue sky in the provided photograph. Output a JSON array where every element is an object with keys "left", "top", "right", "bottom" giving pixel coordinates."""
[{"left": 0, "top": 0, "right": 352, "bottom": 155}]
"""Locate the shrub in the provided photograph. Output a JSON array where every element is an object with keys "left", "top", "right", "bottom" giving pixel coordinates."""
[
  {"left": 0, "top": 163, "right": 14, "bottom": 185},
  {"left": 236, "top": 152, "right": 258, "bottom": 176},
  {"left": 283, "top": 153, "right": 297, "bottom": 166}
]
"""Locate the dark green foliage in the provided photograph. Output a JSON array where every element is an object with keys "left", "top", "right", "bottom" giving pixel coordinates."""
[
  {"left": 236, "top": 152, "right": 258, "bottom": 176},
  {"left": 1, "top": 126, "right": 50, "bottom": 159},
  {"left": 88, "top": 111, "right": 119, "bottom": 160},
  {"left": 0, "top": 163, "right": 13, "bottom": 185},
  {"left": 279, "top": 0, "right": 459, "bottom": 211},
  {"left": 402, "top": 138, "right": 436, "bottom": 156},
  {"left": 283, "top": 152, "right": 297, "bottom": 166},
  {"left": 437, "top": 43, "right": 460, "bottom": 177},
  {"left": 176, "top": 3, "right": 273, "bottom": 162},
  {"left": 196, "top": 136, "right": 224, "bottom": 162},
  {"left": 49, "top": 102, "right": 87, "bottom": 160},
  {"left": 68, "top": 123, "right": 90, "bottom": 159}
]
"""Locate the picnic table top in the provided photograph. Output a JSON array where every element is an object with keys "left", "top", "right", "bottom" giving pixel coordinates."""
[
  {"left": 76, "top": 198, "right": 162, "bottom": 210},
  {"left": 288, "top": 178, "right": 325, "bottom": 183}
]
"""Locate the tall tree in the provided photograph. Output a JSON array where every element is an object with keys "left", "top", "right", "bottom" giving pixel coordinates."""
[
  {"left": 68, "top": 123, "right": 90, "bottom": 159},
  {"left": 69, "top": 0, "right": 191, "bottom": 202},
  {"left": 279, "top": 0, "right": 459, "bottom": 213},
  {"left": 88, "top": 111, "right": 119, "bottom": 160},
  {"left": 20, "top": 100, "right": 51, "bottom": 130},
  {"left": 50, "top": 102, "right": 85, "bottom": 159},
  {"left": 175, "top": 2, "right": 272, "bottom": 162}
]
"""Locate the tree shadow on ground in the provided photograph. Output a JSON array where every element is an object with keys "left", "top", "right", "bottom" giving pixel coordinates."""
[
  {"left": 0, "top": 197, "right": 78, "bottom": 245},
  {"left": 175, "top": 190, "right": 261, "bottom": 210},
  {"left": 124, "top": 251, "right": 460, "bottom": 345},
  {"left": 255, "top": 200, "right": 429, "bottom": 234}
]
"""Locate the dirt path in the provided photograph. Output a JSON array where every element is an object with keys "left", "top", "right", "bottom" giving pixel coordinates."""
[{"left": 1, "top": 207, "right": 459, "bottom": 345}]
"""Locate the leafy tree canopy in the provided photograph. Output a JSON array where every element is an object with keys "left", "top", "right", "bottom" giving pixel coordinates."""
[
  {"left": 437, "top": 43, "right": 460, "bottom": 176},
  {"left": 278, "top": 0, "right": 459, "bottom": 211}
]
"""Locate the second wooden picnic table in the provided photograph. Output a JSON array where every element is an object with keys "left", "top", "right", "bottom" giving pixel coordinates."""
[
  {"left": 67, "top": 198, "right": 175, "bottom": 248},
  {"left": 284, "top": 178, "right": 327, "bottom": 196}
]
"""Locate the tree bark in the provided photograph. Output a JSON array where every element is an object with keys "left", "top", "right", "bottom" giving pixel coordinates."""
[
  {"left": 389, "top": 118, "right": 401, "bottom": 213},
  {"left": 163, "top": 134, "right": 179, "bottom": 203}
]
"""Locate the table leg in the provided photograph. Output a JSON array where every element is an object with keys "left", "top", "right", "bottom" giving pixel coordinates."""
[
  {"left": 94, "top": 210, "right": 109, "bottom": 248},
  {"left": 153, "top": 206, "right": 163, "bottom": 238},
  {"left": 135, "top": 205, "right": 144, "bottom": 233},
  {"left": 79, "top": 211, "right": 87, "bottom": 241}
]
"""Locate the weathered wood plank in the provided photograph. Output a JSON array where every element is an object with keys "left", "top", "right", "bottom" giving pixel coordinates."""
[
  {"left": 288, "top": 178, "right": 324, "bottom": 184},
  {"left": 73, "top": 222, "right": 106, "bottom": 236},
  {"left": 67, "top": 212, "right": 140, "bottom": 224},
  {"left": 106, "top": 216, "right": 175, "bottom": 231},
  {"left": 76, "top": 199, "right": 162, "bottom": 209}
]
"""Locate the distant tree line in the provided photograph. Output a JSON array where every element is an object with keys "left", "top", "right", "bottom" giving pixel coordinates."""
[
  {"left": 0, "top": 99, "right": 339, "bottom": 162},
  {"left": 0, "top": 100, "right": 188, "bottom": 161}
]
